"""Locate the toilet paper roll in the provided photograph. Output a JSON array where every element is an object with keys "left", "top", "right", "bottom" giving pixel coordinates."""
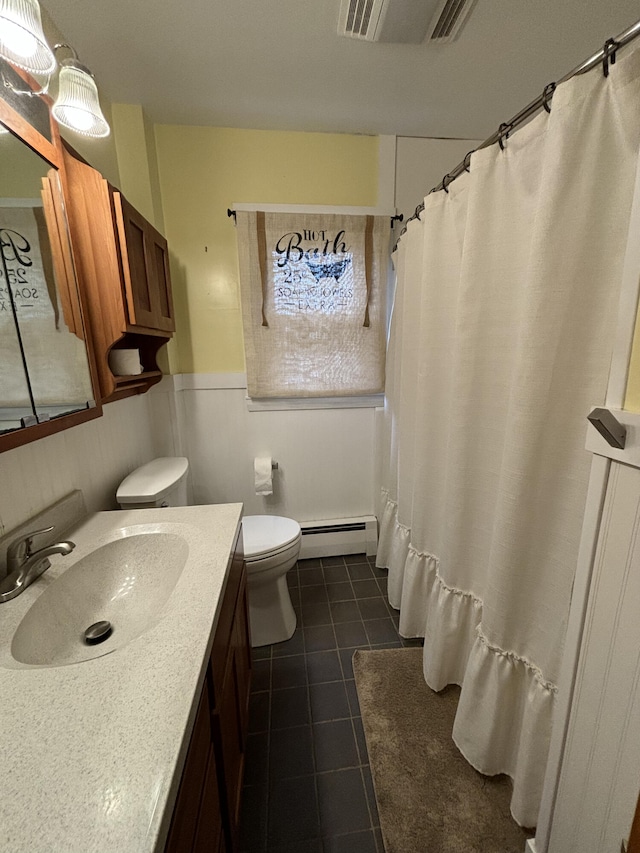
[
  {"left": 254, "top": 457, "right": 273, "bottom": 496},
  {"left": 109, "top": 348, "right": 143, "bottom": 376}
]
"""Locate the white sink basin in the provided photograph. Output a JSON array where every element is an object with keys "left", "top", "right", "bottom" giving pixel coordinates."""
[{"left": 10, "top": 531, "right": 189, "bottom": 667}]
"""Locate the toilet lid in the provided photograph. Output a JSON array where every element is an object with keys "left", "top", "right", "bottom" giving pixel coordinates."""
[
  {"left": 116, "top": 457, "right": 189, "bottom": 504},
  {"left": 242, "top": 515, "right": 301, "bottom": 558}
]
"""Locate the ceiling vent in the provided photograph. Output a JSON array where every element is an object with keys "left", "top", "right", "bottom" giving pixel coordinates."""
[{"left": 338, "top": 0, "right": 477, "bottom": 44}]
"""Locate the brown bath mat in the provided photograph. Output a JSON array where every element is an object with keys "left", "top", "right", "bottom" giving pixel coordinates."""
[{"left": 353, "top": 647, "right": 531, "bottom": 852}]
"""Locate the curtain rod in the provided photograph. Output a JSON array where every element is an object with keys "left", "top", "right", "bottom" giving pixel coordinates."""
[
  {"left": 396, "top": 17, "right": 640, "bottom": 242},
  {"left": 227, "top": 208, "right": 403, "bottom": 229}
]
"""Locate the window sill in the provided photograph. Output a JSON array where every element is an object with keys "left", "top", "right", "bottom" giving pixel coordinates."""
[
  {"left": 173, "top": 374, "right": 385, "bottom": 410},
  {"left": 246, "top": 394, "right": 384, "bottom": 412}
]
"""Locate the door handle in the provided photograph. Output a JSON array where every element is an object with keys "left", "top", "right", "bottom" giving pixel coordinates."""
[{"left": 587, "top": 408, "right": 627, "bottom": 450}]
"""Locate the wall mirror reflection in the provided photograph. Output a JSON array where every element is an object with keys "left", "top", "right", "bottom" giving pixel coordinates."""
[{"left": 0, "top": 120, "right": 96, "bottom": 437}]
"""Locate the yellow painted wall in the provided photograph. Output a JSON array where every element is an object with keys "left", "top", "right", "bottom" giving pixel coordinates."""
[
  {"left": 111, "top": 104, "right": 165, "bottom": 232},
  {"left": 154, "top": 126, "right": 379, "bottom": 374},
  {"left": 143, "top": 110, "right": 165, "bottom": 234},
  {"left": 624, "top": 319, "right": 640, "bottom": 411}
]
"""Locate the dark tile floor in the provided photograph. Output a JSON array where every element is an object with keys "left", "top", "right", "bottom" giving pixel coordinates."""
[{"left": 239, "top": 553, "right": 423, "bottom": 853}]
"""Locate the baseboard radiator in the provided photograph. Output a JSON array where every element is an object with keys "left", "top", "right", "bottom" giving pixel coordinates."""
[{"left": 299, "top": 515, "right": 378, "bottom": 559}]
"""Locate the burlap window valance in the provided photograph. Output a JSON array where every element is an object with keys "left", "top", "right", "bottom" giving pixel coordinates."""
[{"left": 236, "top": 210, "right": 388, "bottom": 398}]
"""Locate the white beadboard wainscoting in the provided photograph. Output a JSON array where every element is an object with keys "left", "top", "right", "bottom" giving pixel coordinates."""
[
  {"left": 0, "top": 374, "right": 380, "bottom": 541},
  {"left": 0, "top": 394, "right": 169, "bottom": 538},
  {"left": 176, "top": 374, "right": 379, "bottom": 522}
]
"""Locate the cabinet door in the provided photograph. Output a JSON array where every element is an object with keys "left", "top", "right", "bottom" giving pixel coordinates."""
[
  {"left": 165, "top": 684, "right": 211, "bottom": 853},
  {"left": 213, "top": 572, "right": 251, "bottom": 850},
  {"left": 234, "top": 576, "right": 252, "bottom": 740},
  {"left": 113, "top": 192, "right": 175, "bottom": 333},
  {"left": 193, "top": 745, "right": 224, "bottom": 853},
  {"left": 217, "top": 651, "right": 245, "bottom": 844},
  {"left": 145, "top": 225, "right": 175, "bottom": 332}
]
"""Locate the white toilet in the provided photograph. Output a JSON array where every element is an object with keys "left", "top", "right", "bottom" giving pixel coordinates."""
[
  {"left": 242, "top": 514, "right": 301, "bottom": 648},
  {"left": 115, "top": 457, "right": 301, "bottom": 648}
]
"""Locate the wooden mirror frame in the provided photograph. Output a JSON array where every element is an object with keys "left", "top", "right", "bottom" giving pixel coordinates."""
[{"left": 0, "top": 65, "right": 102, "bottom": 453}]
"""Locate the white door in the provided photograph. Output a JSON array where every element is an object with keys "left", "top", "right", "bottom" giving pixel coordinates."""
[
  {"left": 531, "top": 146, "right": 640, "bottom": 853},
  {"left": 546, "top": 417, "right": 640, "bottom": 853}
]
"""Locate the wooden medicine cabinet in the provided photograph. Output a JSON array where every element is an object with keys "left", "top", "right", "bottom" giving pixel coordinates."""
[
  {"left": 62, "top": 148, "right": 175, "bottom": 403},
  {"left": 0, "top": 59, "right": 102, "bottom": 453}
]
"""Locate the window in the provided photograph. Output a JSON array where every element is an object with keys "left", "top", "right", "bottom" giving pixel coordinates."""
[{"left": 236, "top": 210, "right": 389, "bottom": 400}]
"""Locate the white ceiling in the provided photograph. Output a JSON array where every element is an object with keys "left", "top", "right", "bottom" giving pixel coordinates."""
[{"left": 41, "top": 0, "right": 640, "bottom": 140}]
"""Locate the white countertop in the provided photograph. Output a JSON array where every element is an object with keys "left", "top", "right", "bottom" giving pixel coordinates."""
[{"left": 0, "top": 502, "right": 243, "bottom": 853}]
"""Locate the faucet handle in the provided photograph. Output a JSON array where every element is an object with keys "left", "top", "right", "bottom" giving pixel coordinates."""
[
  {"left": 7, "top": 525, "right": 55, "bottom": 569},
  {"left": 22, "top": 526, "right": 55, "bottom": 554}
]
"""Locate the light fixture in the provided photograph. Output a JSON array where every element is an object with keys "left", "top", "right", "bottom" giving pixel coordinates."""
[
  {"left": 51, "top": 47, "right": 110, "bottom": 138},
  {"left": 0, "top": 5, "right": 110, "bottom": 138},
  {"left": 0, "top": 0, "right": 55, "bottom": 74}
]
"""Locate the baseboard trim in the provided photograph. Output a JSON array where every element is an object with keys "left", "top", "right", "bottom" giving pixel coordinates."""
[{"left": 299, "top": 516, "right": 377, "bottom": 558}]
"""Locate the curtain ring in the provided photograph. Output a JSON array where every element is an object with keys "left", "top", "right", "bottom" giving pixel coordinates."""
[
  {"left": 542, "top": 82, "right": 556, "bottom": 113},
  {"left": 602, "top": 37, "right": 619, "bottom": 77},
  {"left": 442, "top": 174, "right": 451, "bottom": 194},
  {"left": 414, "top": 202, "right": 424, "bottom": 221},
  {"left": 498, "top": 122, "right": 512, "bottom": 151},
  {"left": 463, "top": 150, "right": 473, "bottom": 173}
]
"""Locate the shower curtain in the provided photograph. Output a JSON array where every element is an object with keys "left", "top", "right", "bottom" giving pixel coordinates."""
[{"left": 377, "top": 44, "right": 640, "bottom": 827}]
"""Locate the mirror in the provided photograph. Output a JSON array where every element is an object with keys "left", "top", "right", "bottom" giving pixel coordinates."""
[
  {"left": 0, "top": 69, "right": 101, "bottom": 450},
  {"left": 0, "top": 266, "right": 33, "bottom": 432}
]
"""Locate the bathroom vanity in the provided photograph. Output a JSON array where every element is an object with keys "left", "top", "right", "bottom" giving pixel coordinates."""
[
  {"left": 0, "top": 502, "right": 250, "bottom": 853},
  {"left": 166, "top": 513, "right": 251, "bottom": 853}
]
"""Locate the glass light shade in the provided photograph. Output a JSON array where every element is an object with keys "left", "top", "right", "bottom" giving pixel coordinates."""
[
  {"left": 0, "top": 0, "right": 55, "bottom": 74},
  {"left": 52, "top": 59, "right": 110, "bottom": 138}
]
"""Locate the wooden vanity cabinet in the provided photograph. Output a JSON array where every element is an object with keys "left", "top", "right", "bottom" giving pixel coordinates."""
[
  {"left": 165, "top": 532, "right": 251, "bottom": 853},
  {"left": 61, "top": 147, "right": 175, "bottom": 403},
  {"left": 165, "top": 683, "right": 223, "bottom": 853},
  {"left": 211, "top": 560, "right": 252, "bottom": 845}
]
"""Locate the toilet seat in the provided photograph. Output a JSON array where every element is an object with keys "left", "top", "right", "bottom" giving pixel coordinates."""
[{"left": 242, "top": 515, "right": 301, "bottom": 561}]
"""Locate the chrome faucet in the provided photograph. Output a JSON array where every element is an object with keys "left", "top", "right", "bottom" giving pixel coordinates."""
[{"left": 0, "top": 525, "right": 75, "bottom": 604}]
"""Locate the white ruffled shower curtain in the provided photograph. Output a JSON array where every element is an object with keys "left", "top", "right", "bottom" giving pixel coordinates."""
[{"left": 377, "top": 44, "right": 640, "bottom": 828}]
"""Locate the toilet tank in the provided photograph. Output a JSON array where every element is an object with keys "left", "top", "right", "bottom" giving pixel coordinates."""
[{"left": 116, "top": 457, "right": 189, "bottom": 509}]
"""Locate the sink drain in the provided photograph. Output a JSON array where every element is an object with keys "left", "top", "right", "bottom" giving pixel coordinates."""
[{"left": 84, "top": 620, "right": 113, "bottom": 645}]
